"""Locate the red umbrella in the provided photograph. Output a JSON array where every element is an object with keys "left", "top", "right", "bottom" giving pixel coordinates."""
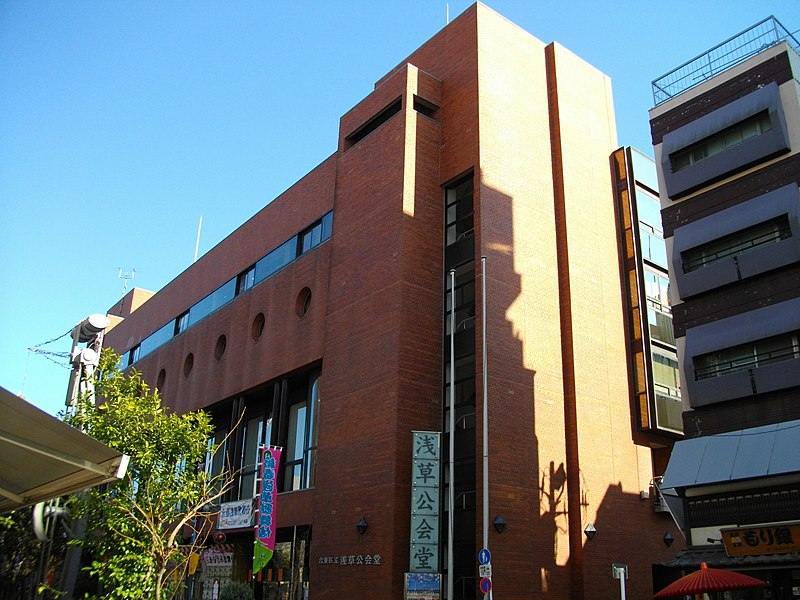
[{"left": 655, "top": 563, "right": 767, "bottom": 598}]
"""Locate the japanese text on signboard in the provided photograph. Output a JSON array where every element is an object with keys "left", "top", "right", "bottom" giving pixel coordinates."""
[{"left": 410, "top": 431, "right": 441, "bottom": 573}]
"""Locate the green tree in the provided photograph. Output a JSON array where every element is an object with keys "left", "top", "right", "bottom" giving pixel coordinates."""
[
  {"left": 69, "top": 350, "right": 233, "bottom": 600},
  {"left": 0, "top": 511, "right": 43, "bottom": 597}
]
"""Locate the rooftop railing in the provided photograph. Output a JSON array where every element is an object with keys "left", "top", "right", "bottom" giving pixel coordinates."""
[{"left": 652, "top": 16, "right": 799, "bottom": 106}]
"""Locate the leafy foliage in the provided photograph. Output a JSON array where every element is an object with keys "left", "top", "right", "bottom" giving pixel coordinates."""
[
  {"left": 69, "top": 350, "right": 232, "bottom": 599},
  {"left": 0, "top": 511, "right": 45, "bottom": 596},
  {"left": 219, "top": 581, "right": 255, "bottom": 600}
]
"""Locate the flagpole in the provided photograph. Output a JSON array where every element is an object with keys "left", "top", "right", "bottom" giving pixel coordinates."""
[
  {"left": 482, "top": 256, "right": 492, "bottom": 600},
  {"left": 448, "top": 268, "right": 456, "bottom": 600}
]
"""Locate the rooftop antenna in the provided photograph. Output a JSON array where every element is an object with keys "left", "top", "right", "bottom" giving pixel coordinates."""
[
  {"left": 117, "top": 267, "right": 136, "bottom": 292},
  {"left": 446, "top": 2, "right": 449, "bottom": 24}
]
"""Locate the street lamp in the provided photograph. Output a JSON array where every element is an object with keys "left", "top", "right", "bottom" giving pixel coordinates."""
[{"left": 65, "top": 313, "right": 110, "bottom": 411}]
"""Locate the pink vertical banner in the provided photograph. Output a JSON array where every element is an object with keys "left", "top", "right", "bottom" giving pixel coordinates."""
[{"left": 253, "top": 446, "right": 281, "bottom": 574}]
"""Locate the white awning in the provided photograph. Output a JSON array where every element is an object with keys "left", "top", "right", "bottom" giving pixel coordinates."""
[{"left": 0, "top": 386, "right": 129, "bottom": 513}]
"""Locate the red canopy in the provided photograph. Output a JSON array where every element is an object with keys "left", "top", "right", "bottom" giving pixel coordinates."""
[{"left": 655, "top": 563, "right": 767, "bottom": 598}]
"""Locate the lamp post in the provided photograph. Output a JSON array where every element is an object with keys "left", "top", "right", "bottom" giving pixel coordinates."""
[
  {"left": 65, "top": 313, "right": 110, "bottom": 412},
  {"left": 59, "top": 313, "right": 110, "bottom": 596}
]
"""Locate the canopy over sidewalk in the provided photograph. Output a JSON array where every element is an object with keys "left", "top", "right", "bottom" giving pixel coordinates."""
[{"left": 0, "top": 386, "right": 128, "bottom": 513}]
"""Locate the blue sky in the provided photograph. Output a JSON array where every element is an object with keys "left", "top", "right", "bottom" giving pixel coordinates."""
[{"left": 0, "top": 1, "right": 795, "bottom": 416}]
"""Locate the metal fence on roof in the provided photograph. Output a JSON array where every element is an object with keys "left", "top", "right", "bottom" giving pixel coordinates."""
[{"left": 652, "top": 16, "right": 799, "bottom": 106}]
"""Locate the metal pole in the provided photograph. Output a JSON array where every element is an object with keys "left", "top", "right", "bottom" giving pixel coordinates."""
[
  {"left": 481, "top": 257, "right": 491, "bottom": 600},
  {"left": 617, "top": 566, "right": 627, "bottom": 600},
  {"left": 448, "top": 269, "right": 456, "bottom": 600}
]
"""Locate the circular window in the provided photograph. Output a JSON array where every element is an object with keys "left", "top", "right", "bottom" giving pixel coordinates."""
[
  {"left": 214, "top": 335, "right": 227, "bottom": 360},
  {"left": 156, "top": 369, "right": 166, "bottom": 390},
  {"left": 251, "top": 312, "right": 266, "bottom": 341},
  {"left": 296, "top": 287, "right": 312, "bottom": 317},
  {"left": 183, "top": 353, "right": 194, "bottom": 377}
]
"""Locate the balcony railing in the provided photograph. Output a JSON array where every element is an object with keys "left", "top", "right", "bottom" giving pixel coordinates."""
[{"left": 652, "top": 16, "right": 800, "bottom": 106}]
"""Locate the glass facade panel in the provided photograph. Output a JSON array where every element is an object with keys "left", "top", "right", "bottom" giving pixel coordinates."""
[
  {"left": 655, "top": 392, "right": 683, "bottom": 433},
  {"left": 188, "top": 278, "right": 237, "bottom": 327},
  {"left": 647, "top": 306, "right": 675, "bottom": 346},
  {"left": 207, "top": 428, "right": 228, "bottom": 493},
  {"left": 304, "top": 375, "right": 319, "bottom": 489},
  {"left": 635, "top": 189, "right": 662, "bottom": 233},
  {"left": 122, "top": 212, "right": 333, "bottom": 367},
  {"left": 641, "top": 230, "right": 668, "bottom": 268},
  {"left": 631, "top": 148, "right": 659, "bottom": 193},
  {"left": 445, "top": 176, "right": 474, "bottom": 246},
  {"left": 255, "top": 237, "right": 297, "bottom": 284},
  {"left": 652, "top": 351, "right": 683, "bottom": 433},
  {"left": 321, "top": 211, "right": 333, "bottom": 240},
  {"left": 239, "top": 417, "right": 272, "bottom": 500},
  {"left": 652, "top": 352, "right": 680, "bottom": 390},
  {"left": 284, "top": 403, "right": 307, "bottom": 491},
  {"left": 237, "top": 267, "right": 255, "bottom": 295},
  {"left": 644, "top": 269, "right": 670, "bottom": 309},
  {"left": 139, "top": 321, "right": 174, "bottom": 358},
  {"left": 445, "top": 263, "right": 476, "bottom": 335}
]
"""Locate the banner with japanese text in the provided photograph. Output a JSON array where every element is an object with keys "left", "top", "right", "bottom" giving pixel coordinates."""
[
  {"left": 253, "top": 446, "right": 282, "bottom": 574},
  {"left": 410, "top": 431, "right": 441, "bottom": 573}
]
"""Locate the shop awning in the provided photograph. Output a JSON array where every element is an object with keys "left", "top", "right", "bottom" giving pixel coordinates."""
[
  {"left": 0, "top": 386, "right": 128, "bottom": 513},
  {"left": 661, "top": 419, "right": 800, "bottom": 492},
  {"left": 665, "top": 546, "right": 800, "bottom": 569}
]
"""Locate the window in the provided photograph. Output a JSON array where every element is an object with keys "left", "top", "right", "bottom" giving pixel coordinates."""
[
  {"left": 123, "top": 212, "right": 333, "bottom": 367},
  {"left": 694, "top": 331, "right": 800, "bottom": 380},
  {"left": 444, "top": 355, "right": 477, "bottom": 433},
  {"left": 214, "top": 335, "right": 227, "bottom": 360},
  {"left": 295, "top": 287, "right": 312, "bottom": 318},
  {"left": 635, "top": 188, "right": 662, "bottom": 234},
  {"left": 251, "top": 313, "right": 266, "bottom": 341},
  {"left": 652, "top": 351, "right": 683, "bottom": 434},
  {"left": 239, "top": 416, "right": 272, "bottom": 500},
  {"left": 640, "top": 228, "right": 668, "bottom": 268},
  {"left": 652, "top": 352, "right": 680, "bottom": 390},
  {"left": 188, "top": 278, "right": 237, "bottom": 327},
  {"left": 660, "top": 82, "right": 788, "bottom": 199},
  {"left": 236, "top": 266, "right": 255, "bottom": 295},
  {"left": 445, "top": 263, "right": 475, "bottom": 335},
  {"left": 643, "top": 269, "right": 670, "bottom": 310},
  {"left": 255, "top": 237, "right": 297, "bottom": 283},
  {"left": 345, "top": 98, "right": 402, "bottom": 147},
  {"left": 128, "top": 345, "right": 140, "bottom": 365},
  {"left": 175, "top": 311, "right": 189, "bottom": 335},
  {"left": 298, "top": 212, "right": 333, "bottom": 255},
  {"left": 682, "top": 215, "right": 791, "bottom": 273},
  {"left": 413, "top": 95, "right": 439, "bottom": 120},
  {"left": 445, "top": 175, "right": 474, "bottom": 246},
  {"left": 647, "top": 306, "right": 675, "bottom": 347},
  {"left": 206, "top": 428, "right": 228, "bottom": 491},
  {"left": 671, "top": 112, "right": 773, "bottom": 172},
  {"left": 283, "top": 373, "right": 319, "bottom": 492},
  {"left": 183, "top": 353, "right": 194, "bottom": 377}
]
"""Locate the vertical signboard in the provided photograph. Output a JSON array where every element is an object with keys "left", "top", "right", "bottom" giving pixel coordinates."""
[
  {"left": 410, "top": 431, "right": 441, "bottom": 573},
  {"left": 253, "top": 446, "right": 282, "bottom": 575}
]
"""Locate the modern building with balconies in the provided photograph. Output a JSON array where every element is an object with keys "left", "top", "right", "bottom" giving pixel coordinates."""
[{"left": 650, "top": 16, "right": 800, "bottom": 597}]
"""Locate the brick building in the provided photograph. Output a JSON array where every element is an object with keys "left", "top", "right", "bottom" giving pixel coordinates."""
[
  {"left": 104, "top": 4, "right": 680, "bottom": 599},
  {"left": 649, "top": 17, "right": 800, "bottom": 598}
]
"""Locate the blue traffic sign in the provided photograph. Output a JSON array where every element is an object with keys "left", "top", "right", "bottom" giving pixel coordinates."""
[
  {"left": 478, "top": 548, "right": 491, "bottom": 565},
  {"left": 480, "top": 577, "right": 492, "bottom": 594}
]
